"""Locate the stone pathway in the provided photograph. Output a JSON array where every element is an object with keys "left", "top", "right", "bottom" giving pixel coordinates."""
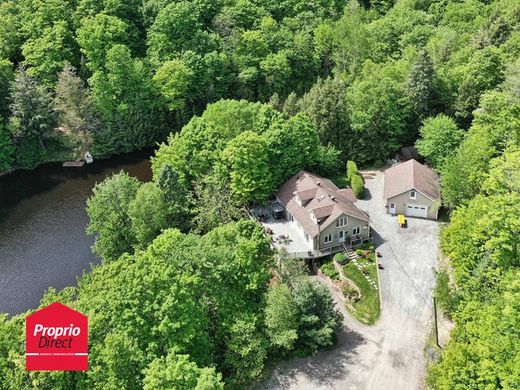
[{"left": 350, "top": 257, "right": 379, "bottom": 290}]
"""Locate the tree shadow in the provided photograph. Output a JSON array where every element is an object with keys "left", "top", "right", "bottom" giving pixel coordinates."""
[
  {"left": 370, "top": 229, "right": 386, "bottom": 248},
  {"left": 363, "top": 187, "right": 372, "bottom": 200},
  {"left": 256, "top": 325, "right": 366, "bottom": 389}
]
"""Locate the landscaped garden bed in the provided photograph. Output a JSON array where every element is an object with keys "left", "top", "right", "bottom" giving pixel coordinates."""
[{"left": 342, "top": 244, "right": 381, "bottom": 325}]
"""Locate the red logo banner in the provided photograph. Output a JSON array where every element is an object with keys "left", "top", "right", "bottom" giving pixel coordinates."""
[{"left": 25, "top": 302, "right": 88, "bottom": 371}]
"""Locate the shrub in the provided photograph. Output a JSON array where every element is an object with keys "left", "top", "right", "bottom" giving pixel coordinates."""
[
  {"left": 351, "top": 174, "right": 365, "bottom": 199},
  {"left": 321, "top": 261, "right": 340, "bottom": 281},
  {"left": 433, "top": 269, "right": 459, "bottom": 317},
  {"left": 333, "top": 252, "right": 347, "bottom": 264},
  {"left": 346, "top": 160, "right": 359, "bottom": 184}
]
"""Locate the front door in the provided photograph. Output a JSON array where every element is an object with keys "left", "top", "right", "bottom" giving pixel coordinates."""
[
  {"left": 389, "top": 203, "right": 396, "bottom": 214},
  {"left": 338, "top": 230, "right": 345, "bottom": 243}
]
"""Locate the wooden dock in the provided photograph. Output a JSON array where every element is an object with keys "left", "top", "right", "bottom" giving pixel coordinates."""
[{"left": 63, "top": 161, "right": 85, "bottom": 168}]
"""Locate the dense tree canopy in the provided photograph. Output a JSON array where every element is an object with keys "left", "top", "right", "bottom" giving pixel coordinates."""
[
  {"left": 0, "top": 0, "right": 517, "bottom": 174},
  {"left": 1, "top": 0, "right": 519, "bottom": 387}
]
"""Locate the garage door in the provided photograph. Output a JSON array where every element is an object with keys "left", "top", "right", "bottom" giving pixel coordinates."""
[{"left": 405, "top": 204, "right": 427, "bottom": 218}]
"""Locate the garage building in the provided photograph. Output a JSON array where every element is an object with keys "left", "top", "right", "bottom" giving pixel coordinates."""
[{"left": 383, "top": 159, "right": 440, "bottom": 220}]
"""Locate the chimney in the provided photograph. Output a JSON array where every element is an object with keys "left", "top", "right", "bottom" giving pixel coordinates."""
[
  {"left": 331, "top": 196, "right": 335, "bottom": 201},
  {"left": 316, "top": 181, "right": 321, "bottom": 186}
]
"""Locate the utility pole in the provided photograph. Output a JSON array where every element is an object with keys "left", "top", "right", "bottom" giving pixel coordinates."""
[{"left": 433, "top": 296, "right": 441, "bottom": 349}]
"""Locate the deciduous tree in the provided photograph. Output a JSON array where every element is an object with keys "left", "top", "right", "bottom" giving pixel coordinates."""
[
  {"left": 415, "top": 114, "right": 463, "bottom": 169},
  {"left": 86, "top": 171, "right": 140, "bottom": 261}
]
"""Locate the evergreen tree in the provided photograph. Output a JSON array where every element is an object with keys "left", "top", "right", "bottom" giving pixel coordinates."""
[
  {"left": 54, "top": 64, "right": 101, "bottom": 157},
  {"left": 8, "top": 67, "right": 56, "bottom": 151},
  {"left": 406, "top": 51, "right": 434, "bottom": 121}
]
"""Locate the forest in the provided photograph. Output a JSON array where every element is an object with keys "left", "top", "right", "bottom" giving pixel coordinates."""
[{"left": 0, "top": 0, "right": 519, "bottom": 388}]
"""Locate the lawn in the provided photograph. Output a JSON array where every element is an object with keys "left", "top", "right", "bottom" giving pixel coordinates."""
[{"left": 343, "top": 251, "right": 381, "bottom": 325}]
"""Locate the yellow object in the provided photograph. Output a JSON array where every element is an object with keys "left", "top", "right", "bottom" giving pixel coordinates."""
[{"left": 398, "top": 214, "right": 405, "bottom": 226}]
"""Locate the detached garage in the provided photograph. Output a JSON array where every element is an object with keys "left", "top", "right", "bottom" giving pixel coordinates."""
[{"left": 383, "top": 160, "right": 440, "bottom": 220}]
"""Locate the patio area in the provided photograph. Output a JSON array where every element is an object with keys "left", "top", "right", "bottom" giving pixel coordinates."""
[{"left": 250, "top": 203, "right": 313, "bottom": 254}]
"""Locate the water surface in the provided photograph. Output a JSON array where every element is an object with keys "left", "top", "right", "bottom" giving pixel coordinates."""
[{"left": 0, "top": 150, "right": 152, "bottom": 316}]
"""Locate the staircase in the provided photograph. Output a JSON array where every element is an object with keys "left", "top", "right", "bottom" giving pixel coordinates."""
[{"left": 344, "top": 245, "right": 357, "bottom": 262}]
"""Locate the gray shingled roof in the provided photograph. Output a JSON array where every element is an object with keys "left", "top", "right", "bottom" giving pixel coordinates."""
[
  {"left": 276, "top": 171, "right": 369, "bottom": 238},
  {"left": 383, "top": 159, "right": 440, "bottom": 200}
]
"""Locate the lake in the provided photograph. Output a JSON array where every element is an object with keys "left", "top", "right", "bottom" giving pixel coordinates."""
[{"left": 0, "top": 149, "right": 153, "bottom": 316}]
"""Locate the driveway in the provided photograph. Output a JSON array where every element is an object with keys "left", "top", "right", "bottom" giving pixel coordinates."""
[{"left": 259, "top": 170, "right": 439, "bottom": 390}]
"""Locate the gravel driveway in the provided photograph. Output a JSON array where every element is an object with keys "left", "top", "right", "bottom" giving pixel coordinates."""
[{"left": 259, "top": 170, "right": 439, "bottom": 390}]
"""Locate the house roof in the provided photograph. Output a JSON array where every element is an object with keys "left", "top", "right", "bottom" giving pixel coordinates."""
[
  {"left": 276, "top": 171, "right": 369, "bottom": 238},
  {"left": 383, "top": 159, "right": 440, "bottom": 200}
]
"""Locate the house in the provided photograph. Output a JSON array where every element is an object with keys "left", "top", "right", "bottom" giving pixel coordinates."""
[
  {"left": 274, "top": 171, "right": 371, "bottom": 255},
  {"left": 384, "top": 159, "right": 440, "bottom": 220}
]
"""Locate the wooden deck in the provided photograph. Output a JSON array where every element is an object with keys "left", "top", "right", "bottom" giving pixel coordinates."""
[{"left": 63, "top": 161, "right": 85, "bottom": 167}]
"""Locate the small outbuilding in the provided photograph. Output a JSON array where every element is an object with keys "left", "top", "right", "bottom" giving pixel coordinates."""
[{"left": 384, "top": 159, "right": 440, "bottom": 220}]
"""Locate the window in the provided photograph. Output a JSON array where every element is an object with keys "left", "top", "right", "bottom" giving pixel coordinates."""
[
  {"left": 410, "top": 190, "right": 416, "bottom": 199},
  {"left": 324, "top": 233, "right": 333, "bottom": 243},
  {"left": 390, "top": 203, "right": 395, "bottom": 209},
  {"left": 336, "top": 216, "right": 348, "bottom": 228},
  {"left": 352, "top": 226, "right": 360, "bottom": 236},
  {"left": 304, "top": 232, "right": 309, "bottom": 241}
]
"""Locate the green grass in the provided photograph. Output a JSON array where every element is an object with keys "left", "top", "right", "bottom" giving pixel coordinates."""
[{"left": 343, "top": 256, "right": 381, "bottom": 325}]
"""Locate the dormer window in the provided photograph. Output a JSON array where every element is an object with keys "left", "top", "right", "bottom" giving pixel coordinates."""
[{"left": 410, "top": 190, "right": 416, "bottom": 200}]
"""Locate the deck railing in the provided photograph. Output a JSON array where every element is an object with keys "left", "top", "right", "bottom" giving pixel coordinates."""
[{"left": 283, "top": 237, "right": 374, "bottom": 259}]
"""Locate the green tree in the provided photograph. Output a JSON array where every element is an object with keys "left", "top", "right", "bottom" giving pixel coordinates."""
[
  {"left": 293, "top": 280, "right": 342, "bottom": 353},
  {"left": 191, "top": 170, "right": 244, "bottom": 234},
  {"left": 128, "top": 182, "right": 170, "bottom": 248},
  {"left": 54, "top": 64, "right": 100, "bottom": 158},
  {"left": 428, "top": 270, "right": 520, "bottom": 389},
  {"left": 265, "top": 283, "right": 298, "bottom": 351},
  {"left": 89, "top": 44, "right": 165, "bottom": 157},
  {"left": 346, "top": 160, "right": 359, "bottom": 184},
  {"left": 143, "top": 353, "right": 224, "bottom": 390},
  {"left": 406, "top": 51, "right": 435, "bottom": 120},
  {"left": 153, "top": 59, "right": 194, "bottom": 110},
  {"left": 350, "top": 174, "right": 365, "bottom": 199},
  {"left": 86, "top": 172, "right": 140, "bottom": 261},
  {"left": 454, "top": 46, "right": 505, "bottom": 127},
  {"left": 442, "top": 193, "right": 520, "bottom": 290},
  {"left": 0, "top": 60, "right": 14, "bottom": 119},
  {"left": 333, "top": 0, "right": 369, "bottom": 76},
  {"left": 224, "top": 315, "right": 267, "bottom": 385},
  {"left": 0, "top": 123, "right": 14, "bottom": 172},
  {"left": 264, "top": 113, "right": 320, "bottom": 186},
  {"left": 441, "top": 91, "right": 519, "bottom": 209},
  {"left": 346, "top": 61, "right": 411, "bottom": 163},
  {"left": 415, "top": 114, "right": 464, "bottom": 169},
  {"left": 8, "top": 67, "right": 57, "bottom": 151},
  {"left": 77, "top": 14, "right": 129, "bottom": 72},
  {"left": 222, "top": 130, "right": 274, "bottom": 203},
  {"left": 282, "top": 92, "right": 300, "bottom": 117},
  {"left": 147, "top": 2, "right": 214, "bottom": 65},
  {"left": 260, "top": 51, "right": 291, "bottom": 96},
  {"left": 300, "top": 77, "right": 351, "bottom": 158},
  {"left": 21, "top": 21, "right": 75, "bottom": 85},
  {"left": 0, "top": 1, "right": 22, "bottom": 61},
  {"left": 155, "top": 164, "right": 191, "bottom": 231},
  {"left": 482, "top": 144, "right": 520, "bottom": 195}
]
